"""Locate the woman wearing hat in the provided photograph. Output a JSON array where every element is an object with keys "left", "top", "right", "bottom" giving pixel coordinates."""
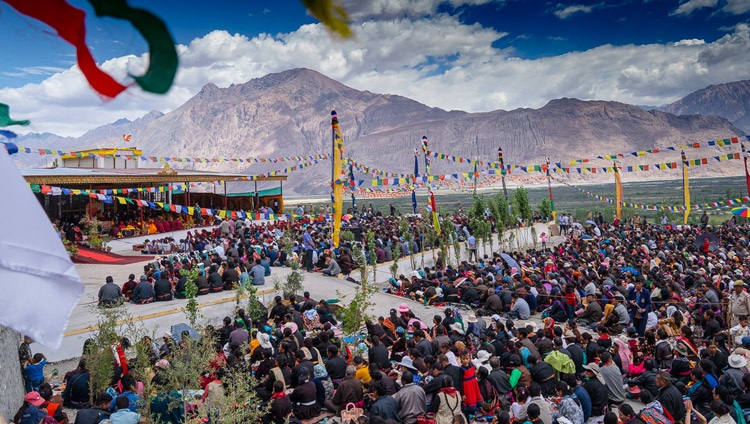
[{"left": 582, "top": 363, "right": 608, "bottom": 419}]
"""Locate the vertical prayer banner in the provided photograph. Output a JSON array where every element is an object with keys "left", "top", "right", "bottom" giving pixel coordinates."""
[
  {"left": 429, "top": 190, "right": 441, "bottom": 233},
  {"left": 331, "top": 111, "right": 345, "bottom": 247},
  {"left": 682, "top": 150, "right": 690, "bottom": 224},
  {"left": 614, "top": 162, "right": 623, "bottom": 220},
  {"left": 412, "top": 148, "right": 419, "bottom": 214}
]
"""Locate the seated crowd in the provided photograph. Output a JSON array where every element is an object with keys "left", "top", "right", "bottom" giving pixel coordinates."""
[{"left": 23, "top": 204, "right": 750, "bottom": 424}]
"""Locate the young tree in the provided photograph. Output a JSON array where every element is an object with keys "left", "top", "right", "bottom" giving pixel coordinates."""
[
  {"left": 492, "top": 192, "right": 513, "bottom": 228},
  {"left": 513, "top": 186, "right": 533, "bottom": 225},
  {"left": 468, "top": 195, "right": 487, "bottom": 221},
  {"left": 180, "top": 268, "right": 200, "bottom": 328},
  {"left": 279, "top": 231, "right": 304, "bottom": 298},
  {"left": 390, "top": 243, "right": 401, "bottom": 280},
  {"left": 337, "top": 235, "right": 378, "bottom": 335},
  {"left": 537, "top": 198, "right": 552, "bottom": 222}
]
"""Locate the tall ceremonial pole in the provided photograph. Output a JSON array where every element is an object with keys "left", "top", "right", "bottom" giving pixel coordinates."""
[
  {"left": 682, "top": 150, "right": 690, "bottom": 225},
  {"left": 348, "top": 158, "right": 356, "bottom": 211},
  {"left": 331, "top": 110, "right": 345, "bottom": 247},
  {"left": 499, "top": 147, "right": 511, "bottom": 217},
  {"left": 546, "top": 156, "right": 556, "bottom": 221},
  {"left": 472, "top": 158, "right": 478, "bottom": 196},
  {"left": 422, "top": 135, "right": 440, "bottom": 232},
  {"left": 743, "top": 142, "right": 750, "bottom": 197},
  {"left": 614, "top": 159, "right": 623, "bottom": 220},
  {"left": 412, "top": 148, "right": 419, "bottom": 214}
]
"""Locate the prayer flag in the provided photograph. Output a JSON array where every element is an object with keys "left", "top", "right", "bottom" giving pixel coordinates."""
[
  {"left": 682, "top": 151, "right": 690, "bottom": 224},
  {"left": 0, "top": 148, "right": 83, "bottom": 349}
]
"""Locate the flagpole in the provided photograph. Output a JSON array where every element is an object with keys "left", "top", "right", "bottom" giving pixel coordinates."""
[
  {"left": 614, "top": 159, "right": 622, "bottom": 221},
  {"left": 498, "top": 147, "right": 511, "bottom": 218},
  {"left": 412, "top": 148, "right": 419, "bottom": 214},
  {"left": 546, "top": 157, "right": 556, "bottom": 221},
  {"left": 348, "top": 158, "right": 356, "bottom": 211},
  {"left": 330, "top": 110, "right": 344, "bottom": 247},
  {"left": 743, "top": 142, "right": 750, "bottom": 197},
  {"left": 682, "top": 150, "right": 690, "bottom": 225},
  {"left": 473, "top": 157, "right": 478, "bottom": 196}
]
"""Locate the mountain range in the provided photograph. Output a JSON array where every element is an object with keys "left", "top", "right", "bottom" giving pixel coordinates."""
[{"left": 11, "top": 68, "right": 750, "bottom": 195}]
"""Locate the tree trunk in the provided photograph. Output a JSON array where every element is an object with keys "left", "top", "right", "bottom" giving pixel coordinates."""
[{"left": 0, "top": 326, "right": 23, "bottom": 422}]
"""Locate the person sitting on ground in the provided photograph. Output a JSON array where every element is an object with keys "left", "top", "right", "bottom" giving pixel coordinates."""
[
  {"left": 265, "top": 380, "right": 291, "bottom": 424},
  {"left": 369, "top": 379, "right": 401, "bottom": 422},
  {"left": 109, "top": 396, "right": 140, "bottom": 424},
  {"left": 195, "top": 269, "right": 210, "bottom": 295},
  {"left": 130, "top": 275, "right": 155, "bottom": 304},
  {"left": 207, "top": 265, "right": 223, "bottom": 292},
  {"left": 222, "top": 261, "right": 240, "bottom": 290},
  {"left": 322, "top": 255, "right": 341, "bottom": 276},
  {"left": 98, "top": 276, "right": 123, "bottom": 307},
  {"left": 324, "top": 365, "right": 363, "bottom": 413},
  {"left": 61, "top": 358, "right": 90, "bottom": 409},
  {"left": 121, "top": 274, "right": 137, "bottom": 301},
  {"left": 251, "top": 258, "right": 266, "bottom": 286},
  {"left": 154, "top": 273, "right": 173, "bottom": 302},
  {"left": 73, "top": 392, "right": 112, "bottom": 424}
]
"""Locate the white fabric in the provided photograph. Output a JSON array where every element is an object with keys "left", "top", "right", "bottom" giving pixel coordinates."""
[{"left": 0, "top": 148, "right": 83, "bottom": 349}]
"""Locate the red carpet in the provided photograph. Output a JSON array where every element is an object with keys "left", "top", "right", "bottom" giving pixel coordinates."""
[{"left": 73, "top": 246, "right": 153, "bottom": 265}]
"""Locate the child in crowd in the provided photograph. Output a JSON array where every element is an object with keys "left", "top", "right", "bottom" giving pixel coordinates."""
[{"left": 25, "top": 353, "right": 47, "bottom": 392}]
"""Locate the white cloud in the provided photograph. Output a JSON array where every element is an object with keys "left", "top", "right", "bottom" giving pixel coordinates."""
[
  {"left": 342, "top": 0, "right": 501, "bottom": 21},
  {"left": 723, "top": 0, "right": 750, "bottom": 15},
  {"left": 552, "top": 4, "right": 595, "bottom": 19},
  {"left": 2, "top": 15, "right": 750, "bottom": 137},
  {"left": 671, "top": 0, "right": 719, "bottom": 16}
]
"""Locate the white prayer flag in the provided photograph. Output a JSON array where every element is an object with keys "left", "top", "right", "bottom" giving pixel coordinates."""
[{"left": 0, "top": 148, "right": 83, "bottom": 349}]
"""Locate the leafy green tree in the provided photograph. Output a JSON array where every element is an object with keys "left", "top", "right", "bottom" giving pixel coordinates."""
[
  {"left": 537, "top": 197, "right": 552, "bottom": 222},
  {"left": 468, "top": 195, "right": 487, "bottom": 221},
  {"left": 280, "top": 230, "right": 304, "bottom": 298},
  {"left": 337, "top": 235, "right": 378, "bottom": 335},
  {"left": 180, "top": 268, "right": 200, "bottom": 328},
  {"left": 513, "top": 186, "right": 533, "bottom": 224},
  {"left": 492, "top": 192, "right": 513, "bottom": 227},
  {"left": 390, "top": 243, "right": 401, "bottom": 280}
]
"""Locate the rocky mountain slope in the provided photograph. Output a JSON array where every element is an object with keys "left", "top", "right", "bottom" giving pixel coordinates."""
[
  {"left": 12, "top": 69, "right": 747, "bottom": 195},
  {"left": 665, "top": 79, "right": 750, "bottom": 133}
]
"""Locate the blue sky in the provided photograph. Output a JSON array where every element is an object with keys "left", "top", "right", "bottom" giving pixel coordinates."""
[{"left": 0, "top": 0, "right": 749, "bottom": 136}]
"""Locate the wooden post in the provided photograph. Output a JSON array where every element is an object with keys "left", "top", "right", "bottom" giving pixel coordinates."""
[
  {"left": 224, "top": 182, "right": 228, "bottom": 210},
  {"left": 254, "top": 180, "right": 259, "bottom": 211}
]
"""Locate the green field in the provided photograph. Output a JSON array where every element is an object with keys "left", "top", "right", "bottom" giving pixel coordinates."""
[{"left": 286, "top": 176, "right": 748, "bottom": 226}]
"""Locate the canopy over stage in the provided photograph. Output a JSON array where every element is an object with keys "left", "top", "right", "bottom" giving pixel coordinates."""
[{"left": 21, "top": 165, "right": 287, "bottom": 221}]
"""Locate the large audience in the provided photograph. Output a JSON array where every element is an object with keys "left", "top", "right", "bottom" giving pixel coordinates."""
[{"left": 13, "top": 204, "right": 750, "bottom": 424}]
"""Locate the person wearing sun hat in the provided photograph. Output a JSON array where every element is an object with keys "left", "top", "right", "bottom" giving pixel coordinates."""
[
  {"left": 449, "top": 322, "right": 465, "bottom": 341},
  {"left": 582, "top": 363, "right": 608, "bottom": 419},
  {"left": 721, "top": 354, "right": 748, "bottom": 396}
]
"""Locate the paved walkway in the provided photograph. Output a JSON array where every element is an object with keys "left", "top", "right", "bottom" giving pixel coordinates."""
[{"left": 39, "top": 223, "right": 555, "bottom": 361}]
